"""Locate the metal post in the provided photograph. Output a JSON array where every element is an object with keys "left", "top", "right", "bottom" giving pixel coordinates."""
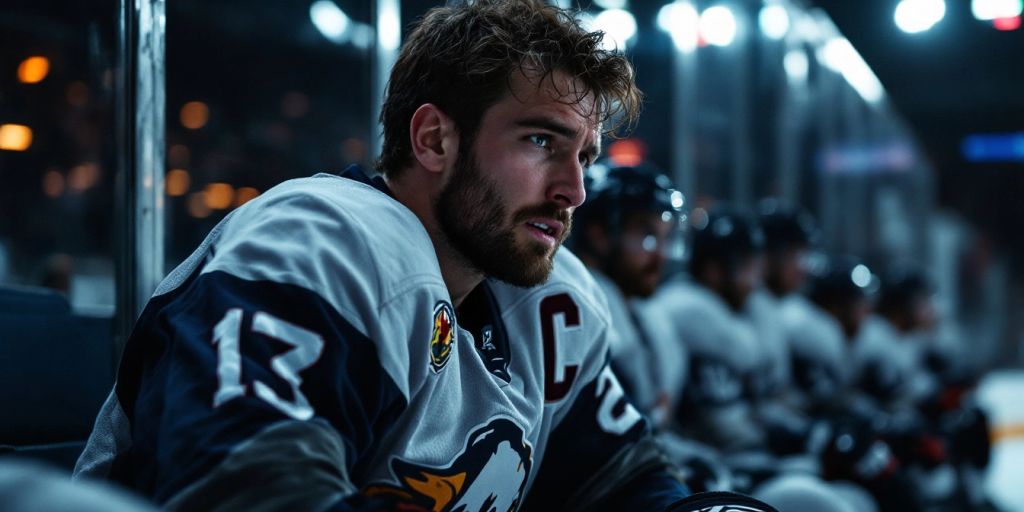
[
  {"left": 672, "top": 36, "right": 699, "bottom": 203},
  {"left": 114, "top": 0, "right": 165, "bottom": 360},
  {"left": 730, "top": 8, "right": 753, "bottom": 208},
  {"left": 371, "top": 0, "right": 401, "bottom": 164},
  {"left": 776, "top": 26, "right": 804, "bottom": 205}
]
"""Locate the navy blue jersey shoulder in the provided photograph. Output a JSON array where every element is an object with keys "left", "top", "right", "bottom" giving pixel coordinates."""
[
  {"left": 339, "top": 165, "right": 393, "bottom": 197},
  {"left": 523, "top": 364, "right": 662, "bottom": 510},
  {"left": 111, "top": 269, "right": 407, "bottom": 503}
]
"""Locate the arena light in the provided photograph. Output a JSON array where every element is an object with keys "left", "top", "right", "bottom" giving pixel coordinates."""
[
  {"left": 17, "top": 56, "right": 50, "bottom": 84},
  {"left": 993, "top": 15, "right": 1022, "bottom": 29},
  {"left": 820, "top": 37, "right": 885, "bottom": 104},
  {"left": 377, "top": 0, "right": 401, "bottom": 52},
  {"left": 42, "top": 169, "right": 64, "bottom": 198},
  {"left": 0, "top": 124, "right": 32, "bottom": 151},
  {"left": 68, "top": 162, "right": 101, "bottom": 192},
  {"left": 700, "top": 6, "right": 738, "bottom": 47},
  {"left": 593, "top": 8, "right": 637, "bottom": 51},
  {"left": 310, "top": 0, "right": 350, "bottom": 44},
  {"left": 607, "top": 138, "right": 645, "bottom": 166},
  {"left": 971, "top": 0, "right": 1023, "bottom": 20},
  {"left": 894, "top": 0, "right": 946, "bottom": 34},
  {"left": 851, "top": 264, "right": 872, "bottom": 288},
  {"left": 759, "top": 4, "right": 790, "bottom": 40},
  {"left": 657, "top": 1, "right": 700, "bottom": 53},
  {"left": 962, "top": 132, "right": 1024, "bottom": 162},
  {"left": 204, "top": 183, "right": 235, "bottom": 210},
  {"left": 783, "top": 48, "right": 809, "bottom": 85},
  {"left": 234, "top": 187, "right": 260, "bottom": 207},
  {"left": 180, "top": 101, "right": 209, "bottom": 130},
  {"left": 165, "top": 169, "right": 191, "bottom": 197},
  {"left": 595, "top": 0, "right": 628, "bottom": 8},
  {"left": 188, "top": 192, "right": 211, "bottom": 218}
]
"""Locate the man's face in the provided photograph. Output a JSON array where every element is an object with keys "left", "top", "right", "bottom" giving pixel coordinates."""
[
  {"left": 607, "top": 211, "right": 676, "bottom": 298},
  {"left": 769, "top": 246, "right": 809, "bottom": 295},
  {"left": 841, "top": 296, "right": 871, "bottom": 340},
  {"left": 909, "top": 294, "right": 938, "bottom": 332},
  {"left": 436, "top": 69, "right": 600, "bottom": 287},
  {"left": 724, "top": 255, "right": 763, "bottom": 310}
]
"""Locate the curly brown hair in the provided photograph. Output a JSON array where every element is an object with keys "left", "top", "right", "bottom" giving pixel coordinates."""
[{"left": 376, "top": 0, "right": 642, "bottom": 177}]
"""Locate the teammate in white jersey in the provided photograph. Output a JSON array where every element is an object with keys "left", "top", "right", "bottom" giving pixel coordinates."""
[
  {"left": 651, "top": 209, "right": 766, "bottom": 453},
  {"left": 73, "top": 1, "right": 780, "bottom": 511},
  {"left": 570, "top": 161, "right": 688, "bottom": 427}
]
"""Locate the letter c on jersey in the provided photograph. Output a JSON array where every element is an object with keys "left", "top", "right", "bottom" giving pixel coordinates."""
[{"left": 541, "top": 293, "right": 580, "bottom": 403}]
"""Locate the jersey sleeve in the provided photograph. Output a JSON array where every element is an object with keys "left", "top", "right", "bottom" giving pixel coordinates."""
[
  {"left": 109, "top": 269, "right": 415, "bottom": 509},
  {"left": 76, "top": 181, "right": 446, "bottom": 510}
]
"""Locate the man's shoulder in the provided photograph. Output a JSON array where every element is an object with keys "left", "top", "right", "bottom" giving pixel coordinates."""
[
  {"left": 156, "top": 173, "right": 446, "bottom": 329},
  {"left": 266, "top": 174, "right": 430, "bottom": 247},
  {"left": 216, "top": 174, "right": 439, "bottom": 282}
]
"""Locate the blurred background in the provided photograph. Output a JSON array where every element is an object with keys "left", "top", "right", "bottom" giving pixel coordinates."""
[{"left": 0, "top": 0, "right": 1021, "bottom": 507}]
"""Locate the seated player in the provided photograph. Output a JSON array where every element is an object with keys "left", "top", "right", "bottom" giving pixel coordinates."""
[
  {"left": 570, "top": 160, "right": 687, "bottom": 427},
  {"left": 72, "top": 1, "right": 778, "bottom": 511}
]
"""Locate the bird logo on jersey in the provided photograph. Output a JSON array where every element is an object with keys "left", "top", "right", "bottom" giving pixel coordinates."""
[
  {"left": 430, "top": 301, "right": 456, "bottom": 372},
  {"left": 365, "top": 418, "right": 533, "bottom": 512}
]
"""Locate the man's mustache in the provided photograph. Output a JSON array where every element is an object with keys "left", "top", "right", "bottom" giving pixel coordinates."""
[{"left": 514, "top": 204, "right": 573, "bottom": 240}]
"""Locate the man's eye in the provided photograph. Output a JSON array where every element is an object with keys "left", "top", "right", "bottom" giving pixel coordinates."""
[{"left": 528, "top": 134, "right": 551, "bottom": 148}]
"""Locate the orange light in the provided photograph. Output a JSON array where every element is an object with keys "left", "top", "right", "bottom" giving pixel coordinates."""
[
  {"left": 234, "top": 187, "right": 260, "bottom": 207},
  {"left": 180, "top": 101, "right": 210, "bottom": 129},
  {"left": 168, "top": 144, "right": 190, "bottom": 167},
  {"left": 68, "top": 162, "right": 101, "bottom": 191},
  {"left": 66, "top": 81, "right": 89, "bottom": 106},
  {"left": 42, "top": 169, "right": 65, "bottom": 198},
  {"left": 993, "top": 16, "right": 1021, "bottom": 30},
  {"left": 607, "top": 138, "right": 646, "bottom": 167},
  {"left": 166, "top": 169, "right": 191, "bottom": 197},
  {"left": 18, "top": 56, "right": 50, "bottom": 84},
  {"left": 281, "top": 91, "right": 309, "bottom": 119},
  {"left": 342, "top": 137, "right": 367, "bottom": 162},
  {"left": 0, "top": 124, "right": 33, "bottom": 151},
  {"left": 204, "top": 183, "right": 234, "bottom": 209},
  {"left": 188, "top": 192, "right": 211, "bottom": 218}
]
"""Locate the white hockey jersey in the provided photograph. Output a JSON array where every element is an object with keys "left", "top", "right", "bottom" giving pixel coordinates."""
[
  {"left": 590, "top": 270, "right": 687, "bottom": 428},
  {"left": 73, "top": 170, "right": 682, "bottom": 511},
  {"left": 777, "top": 294, "right": 850, "bottom": 407},
  {"left": 647, "top": 278, "right": 763, "bottom": 452}
]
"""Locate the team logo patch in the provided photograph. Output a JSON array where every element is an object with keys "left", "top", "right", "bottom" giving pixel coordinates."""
[
  {"left": 429, "top": 301, "right": 456, "bottom": 372},
  {"left": 365, "top": 418, "right": 533, "bottom": 512}
]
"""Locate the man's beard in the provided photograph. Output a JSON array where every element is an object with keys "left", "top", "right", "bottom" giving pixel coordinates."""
[
  {"left": 435, "top": 145, "right": 571, "bottom": 288},
  {"left": 606, "top": 248, "right": 662, "bottom": 299}
]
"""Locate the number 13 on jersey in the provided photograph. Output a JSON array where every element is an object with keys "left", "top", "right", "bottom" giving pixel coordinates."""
[{"left": 211, "top": 308, "right": 324, "bottom": 420}]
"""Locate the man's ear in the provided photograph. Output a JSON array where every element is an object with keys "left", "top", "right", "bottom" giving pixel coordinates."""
[{"left": 409, "top": 103, "right": 457, "bottom": 174}]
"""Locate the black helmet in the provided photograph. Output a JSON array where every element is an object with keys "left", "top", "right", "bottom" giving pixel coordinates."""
[
  {"left": 806, "top": 256, "right": 878, "bottom": 309},
  {"left": 876, "top": 264, "right": 932, "bottom": 317},
  {"left": 688, "top": 208, "right": 764, "bottom": 274},
  {"left": 757, "top": 199, "right": 819, "bottom": 252},
  {"left": 572, "top": 161, "right": 685, "bottom": 255}
]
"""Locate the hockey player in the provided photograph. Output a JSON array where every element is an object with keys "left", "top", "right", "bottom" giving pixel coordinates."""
[
  {"left": 854, "top": 267, "right": 941, "bottom": 408},
  {"left": 751, "top": 205, "right": 853, "bottom": 419},
  {"left": 72, "top": 2, "right": 780, "bottom": 511},
  {"left": 569, "top": 161, "right": 688, "bottom": 427},
  {"left": 649, "top": 210, "right": 881, "bottom": 510},
  {"left": 744, "top": 203, "right": 820, "bottom": 452},
  {"left": 652, "top": 208, "right": 767, "bottom": 452}
]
